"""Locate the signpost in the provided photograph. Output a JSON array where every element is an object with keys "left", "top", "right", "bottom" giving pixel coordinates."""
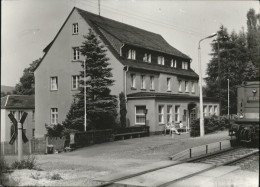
[{"left": 8, "top": 112, "right": 28, "bottom": 161}]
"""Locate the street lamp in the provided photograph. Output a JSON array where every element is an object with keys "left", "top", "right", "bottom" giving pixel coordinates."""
[
  {"left": 198, "top": 33, "right": 217, "bottom": 137},
  {"left": 227, "top": 78, "right": 230, "bottom": 120}
]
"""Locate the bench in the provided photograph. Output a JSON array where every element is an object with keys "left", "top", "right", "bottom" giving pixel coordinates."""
[{"left": 113, "top": 131, "right": 148, "bottom": 140}]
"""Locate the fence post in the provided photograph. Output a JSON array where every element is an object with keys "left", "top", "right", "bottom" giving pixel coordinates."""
[
  {"left": 45, "top": 136, "right": 49, "bottom": 154},
  {"left": 189, "top": 148, "right": 192, "bottom": 158},
  {"left": 29, "top": 139, "right": 32, "bottom": 154}
]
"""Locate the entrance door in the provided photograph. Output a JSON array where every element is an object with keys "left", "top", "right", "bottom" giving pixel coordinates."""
[{"left": 190, "top": 109, "right": 197, "bottom": 124}]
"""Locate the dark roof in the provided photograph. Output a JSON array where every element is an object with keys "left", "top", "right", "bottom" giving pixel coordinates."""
[
  {"left": 76, "top": 8, "right": 191, "bottom": 60},
  {"left": 1, "top": 95, "right": 35, "bottom": 109},
  {"left": 127, "top": 92, "right": 218, "bottom": 102}
]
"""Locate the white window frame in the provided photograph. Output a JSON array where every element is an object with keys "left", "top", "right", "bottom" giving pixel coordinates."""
[
  {"left": 174, "top": 60, "right": 177, "bottom": 68},
  {"left": 131, "top": 74, "right": 136, "bottom": 88},
  {"left": 128, "top": 49, "right": 136, "bottom": 60},
  {"left": 150, "top": 76, "right": 155, "bottom": 90},
  {"left": 73, "top": 47, "right": 80, "bottom": 61},
  {"left": 166, "top": 105, "right": 172, "bottom": 124},
  {"left": 214, "top": 105, "right": 218, "bottom": 115},
  {"left": 72, "top": 75, "right": 80, "bottom": 90},
  {"left": 185, "top": 81, "right": 189, "bottom": 92},
  {"left": 158, "top": 105, "right": 164, "bottom": 124},
  {"left": 72, "top": 23, "right": 78, "bottom": 34},
  {"left": 50, "top": 77, "right": 58, "bottom": 91},
  {"left": 175, "top": 105, "right": 180, "bottom": 122},
  {"left": 191, "top": 82, "right": 195, "bottom": 93},
  {"left": 171, "top": 59, "right": 174, "bottom": 67},
  {"left": 50, "top": 108, "right": 58, "bottom": 125},
  {"left": 182, "top": 61, "right": 188, "bottom": 70},
  {"left": 203, "top": 105, "right": 207, "bottom": 117},
  {"left": 178, "top": 80, "right": 182, "bottom": 92},
  {"left": 167, "top": 78, "right": 171, "bottom": 91},
  {"left": 135, "top": 106, "right": 146, "bottom": 125},
  {"left": 143, "top": 53, "right": 151, "bottom": 63},
  {"left": 141, "top": 75, "right": 146, "bottom": 89},
  {"left": 209, "top": 105, "right": 213, "bottom": 116},
  {"left": 157, "top": 56, "right": 164, "bottom": 65}
]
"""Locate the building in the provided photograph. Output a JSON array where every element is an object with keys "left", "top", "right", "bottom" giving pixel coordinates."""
[
  {"left": 34, "top": 7, "right": 219, "bottom": 137},
  {"left": 1, "top": 95, "right": 35, "bottom": 142}
]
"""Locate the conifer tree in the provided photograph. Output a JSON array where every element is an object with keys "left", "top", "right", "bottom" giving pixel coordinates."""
[
  {"left": 119, "top": 92, "right": 127, "bottom": 127},
  {"left": 63, "top": 29, "right": 118, "bottom": 130}
]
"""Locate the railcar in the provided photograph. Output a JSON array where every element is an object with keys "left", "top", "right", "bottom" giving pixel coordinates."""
[{"left": 229, "top": 80, "right": 259, "bottom": 145}]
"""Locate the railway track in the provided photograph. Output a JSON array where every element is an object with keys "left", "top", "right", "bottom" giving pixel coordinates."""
[{"left": 96, "top": 147, "right": 259, "bottom": 187}]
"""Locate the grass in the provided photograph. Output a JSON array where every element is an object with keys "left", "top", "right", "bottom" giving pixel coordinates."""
[{"left": 11, "top": 156, "right": 40, "bottom": 170}]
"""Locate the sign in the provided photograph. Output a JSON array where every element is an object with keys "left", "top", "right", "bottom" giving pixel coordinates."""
[{"left": 8, "top": 112, "right": 28, "bottom": 145}]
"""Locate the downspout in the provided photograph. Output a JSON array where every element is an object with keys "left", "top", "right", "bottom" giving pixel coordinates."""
[{"left": 124, "top": 65, "right": 129, "bottom": 103}]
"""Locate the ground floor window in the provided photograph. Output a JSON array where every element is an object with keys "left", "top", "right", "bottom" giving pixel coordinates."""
[
  {"left": 135, "top": 106, "right": 146, "bottom": 124},
  {"left": 166, "top": 105, "right": 172, "bottom": 124},
  {"left": 51, "top": 108, "right": 58, "bottom": 125},
  {"left": 175, "top": 105, "right": 180, "bottom": 122},
  {"left": 158, "top": 105, "right": 164, "bottom": 124},
  {"left": 214, "top": 105, "right": 218, "bottom": 115},
  {"left": 203, "top": 105, "right": 207, "bottom": 117},
  {"left": 209, "top": 105, "right": 213, "bottom": 116}
]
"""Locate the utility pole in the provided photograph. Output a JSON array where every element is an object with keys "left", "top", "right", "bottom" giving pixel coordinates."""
[
  {"left": 84, "top": 58, "right": 87, "bottom": 132},
  {"left": 227, "top": 78, "right": 230, "bottom": 120},
  {"left": 98, "top": 0, "right": 100, "bottom": 16}
]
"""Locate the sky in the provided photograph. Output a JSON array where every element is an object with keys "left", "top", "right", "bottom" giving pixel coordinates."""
[{"left": 1, "top": 0, "right": 259, "bottom": 87}]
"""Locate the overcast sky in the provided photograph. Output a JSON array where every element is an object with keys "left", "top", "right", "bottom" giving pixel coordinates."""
[{"left": 1, "top": 0, "right": 259, "bottom": 87}]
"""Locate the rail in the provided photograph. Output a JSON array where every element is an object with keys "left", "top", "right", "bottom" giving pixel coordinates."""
[{"left": 169, "top": 140, "right": 231, "bottom": 161}]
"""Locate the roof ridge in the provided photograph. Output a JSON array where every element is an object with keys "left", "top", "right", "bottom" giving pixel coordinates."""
[{"left": 75, "top": 7, "right": 163, "bottom": 38}]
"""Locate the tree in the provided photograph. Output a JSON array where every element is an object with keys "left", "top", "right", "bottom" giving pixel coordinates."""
[
  {"left": 63, "top": 29, "right": 118, "bottom": 130},
  {"left": 246, "top": 9, "right": 260, "bottom": 74},
  {"left": 205, "top": 24, "right": 257, "bottom": 115},
  {"left": 13, "top": 58, "right": 41, "bottom": 95},
  {"left": 119, "top": 92, "right": 127, "bottom": 127}
]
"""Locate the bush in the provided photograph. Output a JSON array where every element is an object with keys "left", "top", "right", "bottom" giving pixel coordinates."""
[
  {"left": 50, "top": 173, "right": 62, "bottom": 180},
  {"left": 0, "top": 157, "right": 9, "bottom": 173},
  {"left": 11, "top": 156, "right": 39, "bottom": 170},
  {"left": 45, "top": 123, "right": 64, "bottom": 138},
  {"left": 190, "top": 115, "right": 230, "bottom": 137}
]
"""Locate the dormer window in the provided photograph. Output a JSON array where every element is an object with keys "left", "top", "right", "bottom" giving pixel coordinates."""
[
  {"left": 174, "top": 60, "right": 177, "bottom": 68},
  {"left": 127, "top": 49, "right": 136, "bottom": 60},
  {"left": 157, "top": 56, "right": 164, "bottom": 65},
  {"left": 143, "top": 53, "right": 151, "bottom": 63},
  {"left": 182, "top": 61, "right": 188, "bottom": 70},
  {"left": 72, "top": 23, "right": 78, "bottom": 34},
  {"left": 171, "top": 59, "right": 174, "bottom": 67}
]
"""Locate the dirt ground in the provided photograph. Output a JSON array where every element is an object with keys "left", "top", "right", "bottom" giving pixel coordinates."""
[{"left": 3, "top": 131, "right": 236, "bottom": 186}]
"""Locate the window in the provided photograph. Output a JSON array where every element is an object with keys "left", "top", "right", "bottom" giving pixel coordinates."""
[
  {"left": 175, "top": 105, "right": 180, "bottom": 122},
  {"left": 174, "top": 60, "right": 177, "bottom": 68},
  {"left": 131, "top": 74, "right": 136, "bottom": 88},
  {"left": 32, "top": 110, "right": 35, "bottom": 121},
  {"left": 18, "top": 111, "right": 24, "bottom": 120},
  {"left": 171, "top": 59, "right": 174, "bottom": 67},
  {"left": 209, "top": 105, "right": 213, "bottom": 116},
  {"left": 183, "top": 110, "right": 187, "bottom": 122},
  {"left": 72, "top": 47, "right": 80, "bottom": 61},
  {"left": 127, "top": 49, "right": 136, "bottom": 60},
  {"left": 185, "top": 81, "right": 189, "bottom": 92},
  {"left": 150, "top": 76, "right": 155, "bottom": 90},
  {"left": 167, "top": 78, "right": 171, "bottom": 91},
  {"left": 178, "top": 80, "right": 182, "bottom": 92},
  {"left": 72, "top": 23, "right": 78, "bottom": 34},
  {"left": 51, "top": 108, "right": 58, "bottom": 125},
  {"left": 182, "top": 61, "right": 188, "bottom": 69},
  {"left": 166, "top": 105, "right": 172, "bottom": 124},
  {"left": 141, "top": 75, "right": 146, "bottom": 89},
  {"left": 72, "top": 75, "right": 80, "bottom": 90},
  {"left": 157, "top": 56, "right": 164, "bottom": 65},
  {"left": 158, "top": 105, "right": 164, "bottom": 124},
  {"left": 135, "top": 106, "right": 146, "bottom": 124},
  {"left": 203, "top": 105, "right": 207, "bottom": 117},
  {"left": 143, "top": 53, "right": 151, "bottom": 63},
  {"left": 50, "top": 77, "right": 58, "bottom": 91},
  {"left": 191, "top": 82, "right": 195, "bottom": 93},
  {"left": 214, "top": 106, "right": 218, "bottom": 115}
]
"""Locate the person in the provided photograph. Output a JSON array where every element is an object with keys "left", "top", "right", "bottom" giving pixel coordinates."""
[
  {"left": 179, "top": 121, "right": 183, "bottom": 129},
  {"left": 170, "top": 121, "right": 180, "bottom": 135}
]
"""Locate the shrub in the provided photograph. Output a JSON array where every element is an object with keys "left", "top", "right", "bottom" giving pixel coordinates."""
[
  {"left": 190, "top": 115, "right": 229, "bottom": 137},
  {"left": 45, "top": 123, "right": 64, "bottom": 138},
  {"left": 50, "top": 173, "right": 62, "bottom": 180},
  {"left": 11, "top": 156, "right": 39, "bottom": 170},
  {"left": 0, "top": 157, "right": 9, "bottom": 173}
]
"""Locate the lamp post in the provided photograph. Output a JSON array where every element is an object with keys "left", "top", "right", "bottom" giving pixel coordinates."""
[
  {"left": 198, "top": 33, "right": 217, "bottom": 137},
  {"left": 227, "top": 78, "right": 230, "bottom": 120}
]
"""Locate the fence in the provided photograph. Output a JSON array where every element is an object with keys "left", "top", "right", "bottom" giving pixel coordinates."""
[{"left": 170, "top": 140, "right": 231, "bottom": 161}]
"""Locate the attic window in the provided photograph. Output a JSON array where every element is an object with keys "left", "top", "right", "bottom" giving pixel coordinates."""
[
  {"left": 157, "top": 56, "right": 164, "bottom": 65},
  {"left": 182, "top": 61, "right": 188, "bottom": 70},
  {"left": 143, "top": 53, "right": 151, "bottom": 63},
  {"left": 127, "top": 49, "right": 136, "bottom": 60},
  {"left": 72, "top": 23, "right": 78, "bottom": 34}
]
